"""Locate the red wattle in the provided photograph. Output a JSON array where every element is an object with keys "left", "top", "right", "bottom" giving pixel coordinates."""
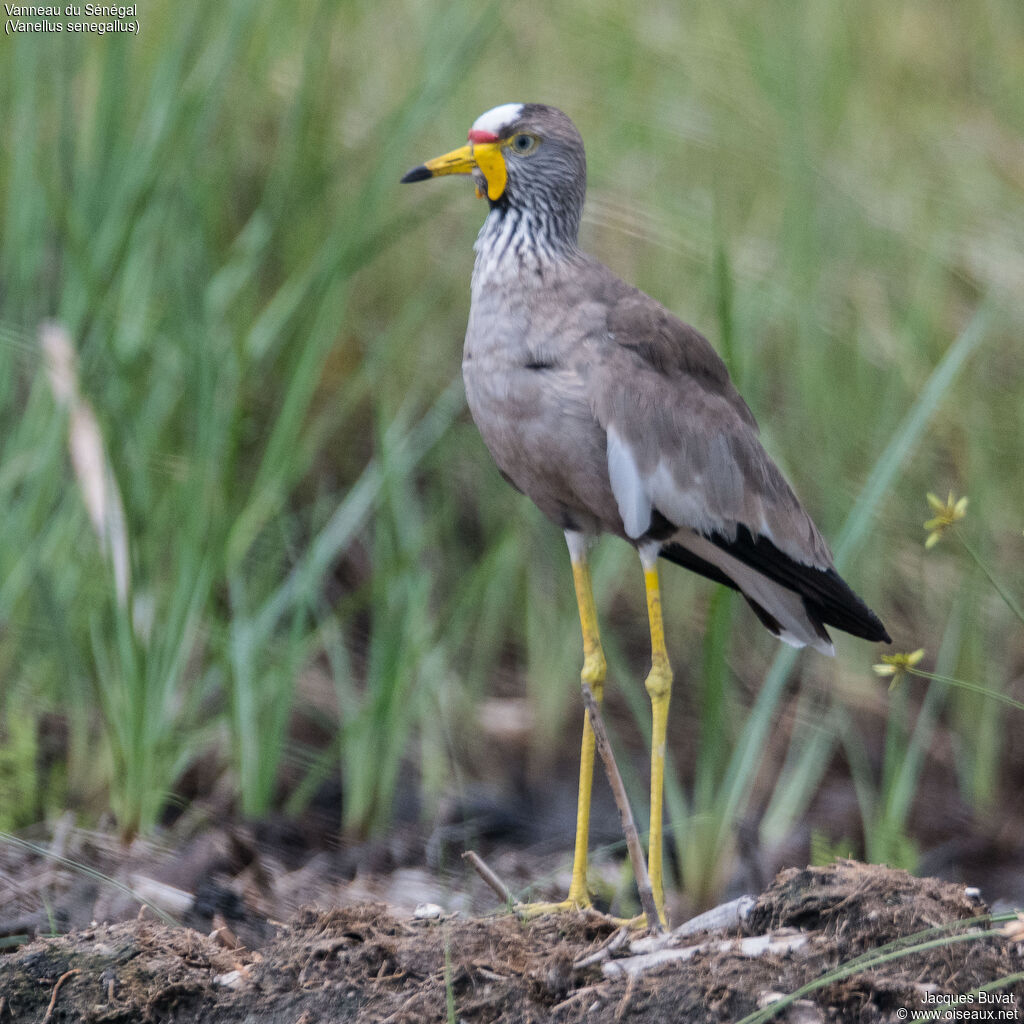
[{"left": 467, "top": 129, "right": 500, "bottom": 143}]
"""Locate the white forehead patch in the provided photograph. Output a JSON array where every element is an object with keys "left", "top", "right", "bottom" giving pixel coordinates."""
[{"left": 471, "top": 103, "right": 524, "bottom": 137}]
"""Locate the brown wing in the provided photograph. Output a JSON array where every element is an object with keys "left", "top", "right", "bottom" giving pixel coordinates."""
[
  {"left": 589, "top": 273, "right": 889, "bottom": 649},
  {"left": 606, "top": 288, "right": 756, "bottom": 427},
  {"left": 593, "top": 279, "right": 832, "bottom": 568}
]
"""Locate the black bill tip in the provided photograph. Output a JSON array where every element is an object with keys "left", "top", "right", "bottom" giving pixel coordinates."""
[{"left": 400, "top": 164, "right": 433, "bottom": 184}]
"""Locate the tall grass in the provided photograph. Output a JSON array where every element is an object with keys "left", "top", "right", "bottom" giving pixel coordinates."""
[
  {"left": 0, "top": 0, "right": 501, "bottom": 834},
  {"left": 0, "top": 0, "right": 1021, "bottom": 908}
]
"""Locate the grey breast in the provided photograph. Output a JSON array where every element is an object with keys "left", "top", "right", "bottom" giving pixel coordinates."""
[{"left": 462, "top": 254, "right": 621, "bottom": 536}]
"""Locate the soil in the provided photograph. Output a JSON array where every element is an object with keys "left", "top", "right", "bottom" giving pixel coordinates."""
[{"left": 2, "top": 859, "right": 1021, "bottom": 1023}]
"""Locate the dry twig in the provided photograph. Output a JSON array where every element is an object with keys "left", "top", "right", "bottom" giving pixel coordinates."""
[
  {"left": 573, "top": 925, "right": 630, "bottom": 969},
  {"left": 42, "top": 968, "right": 80, "bottom": 1023},
  {"left": 614, "top": 972, "right": 637, "bottom": 1022},
  {"left": 581, "top": 683, "right": 662, "bottom": 932},
  {"left": 462, "top": 849, "right": 513, "bottom": 906}
]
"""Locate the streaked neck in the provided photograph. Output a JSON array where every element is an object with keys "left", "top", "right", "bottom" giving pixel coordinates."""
[{"left": 472, "top": 205, "right": 579, "bottom": 286}]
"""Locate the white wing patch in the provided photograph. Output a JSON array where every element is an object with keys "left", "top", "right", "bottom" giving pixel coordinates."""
[
  {"left": 608, "top": 428, "right": 732, "bottom": 540},
  {"left": 607, "top": 427, "right": 651, "bottom": 539},
  {"left": 607, "top": 422, "right": 797, "bottom": 562},
  {"left": 472, "top": 103, "right": 524, "bottom": 136}
]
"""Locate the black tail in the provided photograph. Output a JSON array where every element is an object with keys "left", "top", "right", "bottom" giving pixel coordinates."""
[{"left": 660, "top": 524, "right": 891, "bottom": 645}]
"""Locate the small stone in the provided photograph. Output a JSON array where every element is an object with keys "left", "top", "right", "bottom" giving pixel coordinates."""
[{"left": 414, "top": 903, "right": 444, "bottom": 920}]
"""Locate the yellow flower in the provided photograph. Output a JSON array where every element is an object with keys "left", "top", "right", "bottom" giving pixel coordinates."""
[
  {"left": 924, "top": 491, "right": 968, "bottom": 548},
  {"left": 873, "top": 648, "right": 925, "bottom": 690}
]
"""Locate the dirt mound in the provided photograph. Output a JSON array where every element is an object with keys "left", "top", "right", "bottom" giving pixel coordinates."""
[{"left": 1, "top": 861, "right": 1020, "bottom": 1023}]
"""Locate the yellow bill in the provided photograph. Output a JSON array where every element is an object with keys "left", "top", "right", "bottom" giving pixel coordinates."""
[{"left": 400, "top": 139, "right": 507, "bottom": 201}]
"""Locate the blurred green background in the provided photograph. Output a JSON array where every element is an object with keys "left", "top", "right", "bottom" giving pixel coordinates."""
[{"left": 0, "top": 0, "right": 1021, "bottom": 908}]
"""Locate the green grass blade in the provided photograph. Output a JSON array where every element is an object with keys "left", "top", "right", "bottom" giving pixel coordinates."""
[{"left": 715, "top": 300, "right": 993, "bottom": 857}]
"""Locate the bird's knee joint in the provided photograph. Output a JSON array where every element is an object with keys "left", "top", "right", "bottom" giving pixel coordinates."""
[
  {"left": 581, "top": 650, "right": 606, "bottom": 688},
  {"left": 644, "top": 660, "right": 673, "bottom": 701}
]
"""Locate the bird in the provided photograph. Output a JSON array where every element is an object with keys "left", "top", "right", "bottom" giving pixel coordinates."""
[{"left": 401, "top": 103, "right": 890, "bottom": 922}]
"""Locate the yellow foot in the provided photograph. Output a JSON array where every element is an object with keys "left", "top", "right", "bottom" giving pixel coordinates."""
[
  {"left": 515, "top": 897, "right": 591, "bottom": 920},
  {"left": 513, "top": 900, "right": 645, "bottom": 929}
]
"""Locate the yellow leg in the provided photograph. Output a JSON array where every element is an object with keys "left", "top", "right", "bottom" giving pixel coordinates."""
[
  {"left": 566, "top": 555, "right": 606, "bottom": 907},
  {"left": 642, "top": 556, "right": 673, "bottom": 924},
  {"left": 519, "top": 540, "right": 606, "bottom": 917}
]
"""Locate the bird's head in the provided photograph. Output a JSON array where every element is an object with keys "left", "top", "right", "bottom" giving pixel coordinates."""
[{"left": 401, "top": 103, "right": 586, "bottom": 242}]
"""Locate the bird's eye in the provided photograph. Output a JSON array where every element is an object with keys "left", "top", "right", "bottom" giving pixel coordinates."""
[{"left": 509, "top": 133, "right": 538, "bottom": 154}]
